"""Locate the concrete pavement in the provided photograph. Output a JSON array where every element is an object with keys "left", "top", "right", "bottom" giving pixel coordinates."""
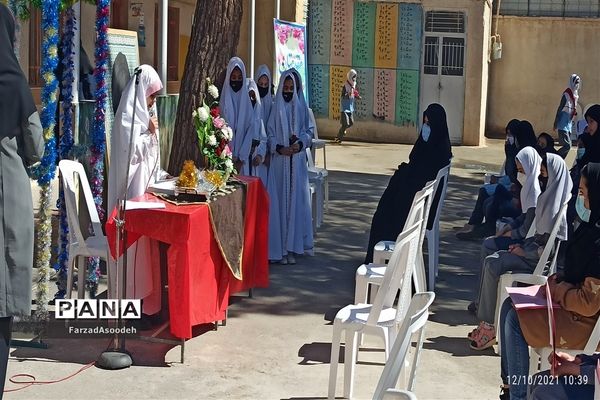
[{"left": 8, "top": 139, "right": 531, "bottom": 400}]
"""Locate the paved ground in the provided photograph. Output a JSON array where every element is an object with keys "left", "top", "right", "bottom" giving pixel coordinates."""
[{"left": 8, "top": 139, "right": 543, "bottom": 400}]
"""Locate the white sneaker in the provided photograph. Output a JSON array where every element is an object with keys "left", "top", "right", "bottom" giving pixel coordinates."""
[
  {"left": 287, "top": 253, "right": 296, "bottom": 265},
  {"left": 280, "top": 256, "right": 288, "bottom": 265}
]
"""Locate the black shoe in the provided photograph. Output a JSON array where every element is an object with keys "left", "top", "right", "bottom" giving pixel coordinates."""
[
  {"left": 456, "top": 224, "right": 492, "bottom": 241},
  {"left": 499, "top": 387, "right": 509, "bottom": 400},
  {"left": 456, "top": 230, "right": 481, "bottom": 241},
  {"left": 467, "top": 301, "right": 478, "bottom": 314}
]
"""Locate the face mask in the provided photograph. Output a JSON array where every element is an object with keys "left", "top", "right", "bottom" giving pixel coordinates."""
[
  {"left": 421, "top": 124, "right": 431, "bottom": 142},
  {"left": 507, "top": 135, "right": 515, "bottom": 145},
  {"left": 258, "top": 86, "right": 269, "bottom": 98},
  {"left": 538, "top": 176, "right": 548, "bottom": 192},
  {"left": 577, "top": 148, "right": 586, "bottom": 160},
  {"left": 576, "top": 195, "right": 591, "bottom": 222},
  {"left": 517, "top": 172, "right": 527, "bottom": 187},
  {"left": 230, "top": 80, "right": 243, "bottom": 92},
  {"left": 251, "top": 98, "right": 257, "bottom": 107},
  {"left": 282, "top": 92, "right": 293, "bottom": 103}
]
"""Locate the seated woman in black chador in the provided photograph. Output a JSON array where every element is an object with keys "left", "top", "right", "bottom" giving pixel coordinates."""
[{"left": 365, "top": 103, "right": 452, "bottom": 263}]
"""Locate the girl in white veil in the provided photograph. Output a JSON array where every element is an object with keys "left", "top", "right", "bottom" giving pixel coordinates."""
[
  {"left": 255, "top": 64, "right": 273, "bottom": 123},
  {"left": 221, "top": 57, "right": 253, "bottom": 173},
  {"left": 267, "top": 70, "right": 314, "bottom": 264},
  {"left": 244, "top": 79, "right": 268, "bottom": 186},
  {"left": 108, "top": 64, "right": 165, "bottom": 315}
]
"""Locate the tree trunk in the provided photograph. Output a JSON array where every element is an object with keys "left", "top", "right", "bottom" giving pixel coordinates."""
[{"left": 167, "top": 0, "right": 243, "bottom": 175}]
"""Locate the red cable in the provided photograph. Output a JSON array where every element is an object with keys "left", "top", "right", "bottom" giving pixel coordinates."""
[{"left": 3, "top": 361, "right": 95, "bottom": 393}]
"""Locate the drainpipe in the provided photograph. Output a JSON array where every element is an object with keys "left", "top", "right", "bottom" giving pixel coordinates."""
[
  {"left": 249, "top": 0, "right": 255, "bottom": 78},
  {"left": 159, "top": 0, "right": 168, "bottom": 94}
]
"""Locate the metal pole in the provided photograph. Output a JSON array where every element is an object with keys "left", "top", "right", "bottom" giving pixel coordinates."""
[
  {"left": 159, "top": 0, "right": 168, "bottom": 94},
  {"left": 249, "top": 0, "right": 256, "bottom": 78},
  {"left": 273, "top": 0, "right": 280, "bottom": 89}
]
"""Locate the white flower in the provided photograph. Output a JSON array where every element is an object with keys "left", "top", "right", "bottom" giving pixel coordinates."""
[
  {"left": 208, "top": 135, "right": 217, "bottom": 146},
  {"left": 192, "top": 109, "right": 198, "bottom": 118},
  {"left": 197, "top": 107, "right": 210, "bottom": 122},
  {"left": 208, "top": 85, "right": 219, "bottom": 99},
  {"left": 222, "top": 126, "right": 233, "bottom": 140},
  {"left": 225, "top": 158, "right": 234, "bottom": 171}
]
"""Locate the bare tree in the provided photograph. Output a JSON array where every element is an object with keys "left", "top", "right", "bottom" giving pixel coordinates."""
[{"left": 168, "top": 0, "right": 243, "bottom": 174}]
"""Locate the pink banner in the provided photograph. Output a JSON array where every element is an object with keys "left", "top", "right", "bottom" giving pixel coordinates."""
[{"left": 330, "top": 0, "right": 353, "bottom": 66}]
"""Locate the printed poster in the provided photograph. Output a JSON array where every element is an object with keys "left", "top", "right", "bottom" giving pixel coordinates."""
[{"left": 274, "top": 19, "right": 308, "bottom": 102}]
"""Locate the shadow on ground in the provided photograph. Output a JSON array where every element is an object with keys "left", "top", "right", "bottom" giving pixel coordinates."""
[{"left": 12, "top": 165, "right": 490, "bottom": 366}]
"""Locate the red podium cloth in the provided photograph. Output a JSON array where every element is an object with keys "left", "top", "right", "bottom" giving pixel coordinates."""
[{"left": 105, "top": 176, "right": 269, "bottom": 339}]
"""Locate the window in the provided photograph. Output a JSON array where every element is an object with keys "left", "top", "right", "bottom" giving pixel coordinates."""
[
  {"left": 425, "top": 11, "right": 466, "bottom": 33},
  {"left": 495, "top": 0, "right": 600, "bottom": 18},
  {"left": 441, "top": 37, "right": 465, "bottom": 76},
  {"left": 423, "top": 36, "right": 439, "bottom": 75}
]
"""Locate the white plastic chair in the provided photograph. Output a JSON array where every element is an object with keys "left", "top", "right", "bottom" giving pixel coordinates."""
[
  {"left": 307, "top": 148, "right": 325, "bottom": 229},
  {"left": 308, "top": 108, "right": 328, "bottom": 210},
  {"left": 357, "top": 179, "right": 435, "bottom": 305},
  {"left": 328, "top": 221, "right": 423, "bottom": 400},
  {"left": 425, "top": 164, "right": 451, "bottom": 291},
  {"left": 368, "top": 163, "right": 450, "bottom": 293},
  {"left": 58, "top": 160, "right": 111, "bottom": 299},
  {"left": 494, "top": 197, "right": 570, "bottom": 353},
  {"left": 372, "top": 292, "right": 435, "bottom": 400},
  {"left": 381, "top": 390, "right": 418, "bottom": 400}
]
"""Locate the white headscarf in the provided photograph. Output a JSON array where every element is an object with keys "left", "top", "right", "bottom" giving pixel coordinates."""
[
  {"left": 255, "top": 64, "right": 273, "bottom": 123},
  {"left": 569, "top": 73, "right": 580, "bottom": 101},
  {"left": 344, "top": 69, "right": 357, "bottom": 99},
  {"left": 563, "top": 74, "right": 580, "bottom": 116},
  {"left": 221, "top": 57, "right": 253, "bottom": 160},
  {"left": 515, "top": 146, "right": 542, "bottom": 212},
  {"left": 535, "top": 153, "right": 572, "bottom": 240},
  {"left": 233, "top": 78, "right": 267, "bottom": 176},
  {"left": 269, "top": 70, "right": 303, "bottom": 147},
  {"left": 108, "top": 64, "right": 162, "bottom": 214},
  {"left": 247, "top": 78, "right": 264, "bottom": 137},
  {"left": 288, "top": 68, "right": 313, "bottom": 140}
]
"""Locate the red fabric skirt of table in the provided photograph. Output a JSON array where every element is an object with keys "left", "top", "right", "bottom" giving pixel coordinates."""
[{"left": 105, "top": 176, "right": 269, "bottom": 339}]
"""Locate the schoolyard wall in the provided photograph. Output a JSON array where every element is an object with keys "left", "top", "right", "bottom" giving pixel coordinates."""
[{"left": 487, "top": 15, "right": 600, "bottom": 138}]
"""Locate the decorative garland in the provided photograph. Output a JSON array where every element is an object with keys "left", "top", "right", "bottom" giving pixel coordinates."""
[
  {"left": 54, "top": 6, "right": 76, "bottom": 299},
  {"left": 87, "top": 0, "right": 110, "bottom": 296},
  {"left": 33, "top": 0, "right": 59, "bottom": 322}
]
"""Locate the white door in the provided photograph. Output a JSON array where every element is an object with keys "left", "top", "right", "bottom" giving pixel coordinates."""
[{"left": 419, "top": 11, "right": 466, "bottom": 144}]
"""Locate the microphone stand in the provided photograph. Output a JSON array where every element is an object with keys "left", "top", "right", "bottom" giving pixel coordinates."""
[{"left": 97, "top": 68, "right": 143, "bottom": 370}]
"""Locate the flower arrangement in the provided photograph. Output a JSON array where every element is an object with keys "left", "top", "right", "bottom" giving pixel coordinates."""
[{"left": 192, "top": 78, "right": 235, "bottom": 188}]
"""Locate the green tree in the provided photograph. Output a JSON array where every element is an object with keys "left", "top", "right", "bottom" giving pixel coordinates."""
[{"left": 168, "top": 0, "right": 243, "bottom": 174}]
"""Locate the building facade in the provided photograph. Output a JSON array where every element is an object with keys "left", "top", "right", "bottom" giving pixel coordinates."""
[{"left": 307, "top": 0, "right": 492, "bottom": 146}]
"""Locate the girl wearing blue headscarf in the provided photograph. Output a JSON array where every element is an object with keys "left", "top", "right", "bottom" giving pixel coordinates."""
[
  {"left": 239, "top": 78, "right": 268, "bottom": 186},
  {"left": 266, "top": 70, "right": 314, "bottom": 264},
  {"left": 255, "top": 64, "right": 273, "bottom": 123},
  {"left": 221, "top": 57, "right": 253, "bottom": 173}
]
